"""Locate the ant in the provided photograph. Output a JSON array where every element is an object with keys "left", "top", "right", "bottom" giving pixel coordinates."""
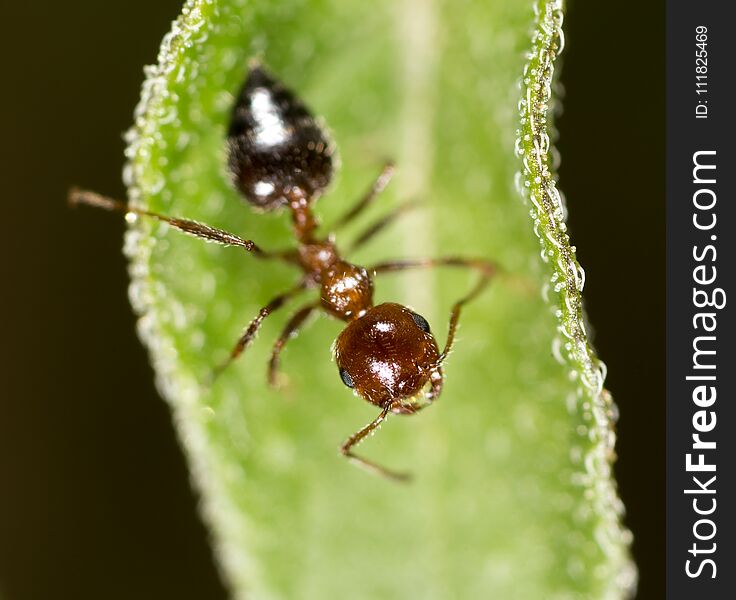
[{"left": 70, "top": 64, "right": 496, "bottom": 481}]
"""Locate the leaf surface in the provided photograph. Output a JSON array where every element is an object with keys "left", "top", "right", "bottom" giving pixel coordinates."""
[{"left": 124, "top": 0, "right": 635, "bottom": 597}]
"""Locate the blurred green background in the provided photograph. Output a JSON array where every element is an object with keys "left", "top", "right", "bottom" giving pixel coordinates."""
[{"left": 0, "top": 1, "right": 663, "bottom": 599}]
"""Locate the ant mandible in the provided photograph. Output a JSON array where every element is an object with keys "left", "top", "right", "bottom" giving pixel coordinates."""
[{"left": 70, "top": 64, "right": 496, "bottom": 481}]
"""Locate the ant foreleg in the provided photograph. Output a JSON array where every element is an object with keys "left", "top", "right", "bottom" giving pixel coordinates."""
[
  {"left": 370, "top": 257, "right": 497, "bottom": 360},
  {"left": 392, "top": 367, "right": 444, "bottom": 414},
  {"left": 331, "top": 161, "right": 395, "bottom": 230},
  {"left": 210, "top": 282, "right": 307, "bottom": 382},
  {"left": 69, "top": 188, "right": 290, "bottom": 261},
  {"left": 267, "top": 302, "right": 318, "bottom": 388},
  {"left": 340, "top": 400, "right": 410, "bottom": 482}
]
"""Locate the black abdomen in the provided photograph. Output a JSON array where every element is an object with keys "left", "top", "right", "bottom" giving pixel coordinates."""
[{"left": 227, "top": 65, "right": 334, "bottom": 211}]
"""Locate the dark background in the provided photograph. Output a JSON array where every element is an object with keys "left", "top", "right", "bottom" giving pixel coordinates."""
[
  {"left": 666, "top": 4, "right": 734, "bottom": 598},
  {"left": 0, "top": 1, "right": 663, "bottom": 598}
]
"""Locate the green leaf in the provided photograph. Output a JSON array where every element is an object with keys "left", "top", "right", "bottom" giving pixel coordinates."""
[{"left": 123, "top": 0, "right": 635, "bottom": 597}]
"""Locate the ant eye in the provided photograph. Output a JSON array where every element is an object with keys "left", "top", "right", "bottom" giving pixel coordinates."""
[
  {"left": 411, "top": 312, "right": 431, "bottom": 333},
  {"left": 339, "top": 368, "right": 355, "bottom": 389}
]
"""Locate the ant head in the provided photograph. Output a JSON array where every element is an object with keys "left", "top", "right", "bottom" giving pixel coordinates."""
[
  {"left": 227, "top": 65, "right": 334, "bottom": 211},
  {"left": 334, "top": 303, "right": 441, "bottom": 407}
]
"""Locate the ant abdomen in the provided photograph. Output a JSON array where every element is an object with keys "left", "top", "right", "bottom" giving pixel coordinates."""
[{"left": 227, "top": 66, "right": 334, "bottom": 210}]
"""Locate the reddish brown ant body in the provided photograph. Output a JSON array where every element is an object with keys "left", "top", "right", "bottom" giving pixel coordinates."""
[{"left": 70, "top": 65, "right": 495, "bottom": 480}]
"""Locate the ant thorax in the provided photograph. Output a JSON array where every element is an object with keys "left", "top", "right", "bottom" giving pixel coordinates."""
[
  {"left": 295, "top": 238, "right": 374, "bottom": 321},
  {"left": 319, "top": 260, "right": 373, "bottom": 321}
]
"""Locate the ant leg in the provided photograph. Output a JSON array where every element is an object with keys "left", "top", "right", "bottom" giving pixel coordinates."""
[
  {"left": 427, "top": 366, "right": 444, "bottom": 400},
  {"left": 331, "top": 161, "right": 395, "bottom": 230},
  {"left": 340, "top": 400, "right": 410, "bottom": 481},
  {"left": 396, "top": 366, "right": 444, "bottom": 413},
  {"left": 267, "top": 302, "right": 318, "bottom": 388},
  {"left": 370, "top": 258, "right": 497, "bottom": 360},
  {"left": 346, "top": 199, "right": 419, "bottom": 253},
  {"left": 390, "top": 366, "right": 444, "bottom": 414},
  {"left": 69, "top": 188, "right": 291, "bottom": 261},
  {"left": 210, "top": 282, "right": 308, "bottom": 382}
]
